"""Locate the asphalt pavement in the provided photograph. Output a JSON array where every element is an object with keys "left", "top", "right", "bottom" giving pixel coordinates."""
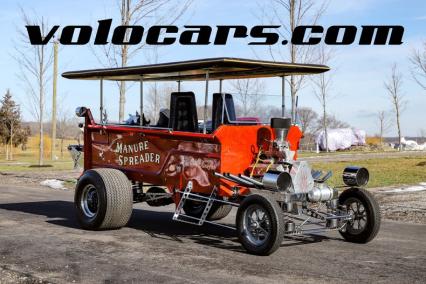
[{"left": 0, "top": 183, "right": 425, "bottom": 283}]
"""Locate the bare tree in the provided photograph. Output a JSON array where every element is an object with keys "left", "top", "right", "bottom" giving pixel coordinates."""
[
  {"left": 314, "top": 114, "right": 349, "bottom": 134},
  {"left": 297, "top": 107, "right": 318, "bottom": 151},
  {"left": 14, "top": 10, "right": 53, "bottom": 166},
  {"left": 56, "top": 113, "right": 71, "bottom": 159},
  {"left": 260, "top": 0, "right": 329, "bottom": 120},
  {"left": 145, "top": 84, "right": 173, "bottom": 122},
  {"left": 230, "top": 79, "right": 265, "bottom": 117},
  {"left": 311, "top": 46, "right": 334, "bottom": 152},
  {"left": 143, "top": 46, "right": 173, "bottom": 122},
  {"left": 297, "top": 107, "right": 318, "bottom": 134},
  {"left": 56, "top": 97, "right": 79, "bottom": 159},
  {"left": 377, "top": 110, "right": 390, "bottom": 145},
  {"left": 257, "top": 105, "right": 282, "bottom": 122},
  {"left": 410, "top": 41, "right": 426, "bottom": 91},
  {"left": 384, "top": 64, "right": 405, "bottom": 150},
  {"left": 92, "top": 0, "right": 192, "bottom": 122}
]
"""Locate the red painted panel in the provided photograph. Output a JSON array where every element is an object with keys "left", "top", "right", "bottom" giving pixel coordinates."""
[
  {"left": 81, "top": 109, "right": 277, "bottom": 198},
  {"left": 89, "top": 129, "right": 221, "bottom": 194},
  {"left": 214, "top": 125, "right": 274, "bottom": 175}
]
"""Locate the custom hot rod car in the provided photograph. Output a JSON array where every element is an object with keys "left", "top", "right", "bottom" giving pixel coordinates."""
[{"left": 63, "top": 58, "right": 380, "bottom": 255}]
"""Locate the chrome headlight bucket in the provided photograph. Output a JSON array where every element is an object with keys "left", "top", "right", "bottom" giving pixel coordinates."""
[
  {"left": 75, "top": 107, "right": 88, "bottom": 117},
  {"left": 343, "top": 166, "right": 369, "bottom": 187}
]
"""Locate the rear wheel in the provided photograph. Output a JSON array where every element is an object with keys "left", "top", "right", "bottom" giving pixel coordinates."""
[
  {"left": 75, "top": 168, "right": 133, "bottom": 230},
  {"left": 236, "top": 193, "right": 284, "bottom": 255},
  {"left": 183, "top": 200, "right": 232, "bottom": 221},
  {"left": 339, "top": 188, "right": 381, "bottom": 243}
]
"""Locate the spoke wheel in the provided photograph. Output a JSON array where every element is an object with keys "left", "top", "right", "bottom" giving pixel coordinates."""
[
  {"left": 344, "top": 197, "right": 367, "bottom": 234},
  {"left": 237, "top": 193, "right": 284, "bottom": 255},
  {"left": 243, "top": 205, "right": 271, "bottom": 246},
  {"left": 338, "top": 188, "right": 381, "bottom": 243}
]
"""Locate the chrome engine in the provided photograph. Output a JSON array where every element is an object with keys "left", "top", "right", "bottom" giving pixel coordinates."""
[
  {"left": 269, "top": 118, "right": 337, "bottom": 203},
  {"left": 213, "top": 117, "right": 367, "bottom": 236}
]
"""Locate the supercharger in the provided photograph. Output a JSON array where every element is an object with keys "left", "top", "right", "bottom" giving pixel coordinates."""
[{"left": 262, "top": 118, "right": 336, "bottom": 202}]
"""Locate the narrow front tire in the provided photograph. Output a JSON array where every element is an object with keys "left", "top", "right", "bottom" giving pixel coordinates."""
[
  {"left": 339, "top": 187, "right": 381, "bottom": 243},
  {"left": 236, "top": 193, "right": 284, "bottom": 255}
]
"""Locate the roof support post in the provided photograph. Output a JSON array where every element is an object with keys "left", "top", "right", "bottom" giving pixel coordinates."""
[
  {"left": 140, "top": 77, "right": 144, "bottom": 126},
  {"left": 281, "top": 76, "right": 285, "bottom": 117},
  {"left": 177, "top": 80, "right": 181, "bottom": 92},
  {"left": 219, "top": 79, "right": 225, "bottom": 124},
  {"left": 100, "top": 78, "right": 104, "bottom": 124},
  {"left": 203, "top": 70, "right": 210, "bottom": 134}
]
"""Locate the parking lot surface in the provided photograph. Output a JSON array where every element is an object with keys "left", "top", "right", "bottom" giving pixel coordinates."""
[{"left": 0, "top": 183, "right": 425, "bottom": 283}]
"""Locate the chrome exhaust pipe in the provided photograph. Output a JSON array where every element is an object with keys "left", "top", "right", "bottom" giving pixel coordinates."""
[{"left": 262, "top": 170, "right": 292, "bottom": 191}]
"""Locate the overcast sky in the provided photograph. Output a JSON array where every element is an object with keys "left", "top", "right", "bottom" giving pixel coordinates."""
[{"left": 0, "top": 0, "right": 425, "bottom": 136}]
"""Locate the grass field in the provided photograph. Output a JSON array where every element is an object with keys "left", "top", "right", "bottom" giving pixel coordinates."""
[
  {"left": 1, "top": 137, "right": 425, "bottom": 188},
  {"left": 311, "top": 155, "right": 426, "bottom": 188},
  {"left": 298, "top": 149, "right": 399, "bottom": 158},
  {"left": 0, "top": 136, "right": 77, "bottom": 171}
]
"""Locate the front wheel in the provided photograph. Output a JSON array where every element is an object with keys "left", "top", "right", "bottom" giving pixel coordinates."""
[
  {"left": 339, "top": 188, "right": 381, "bottom": 243},
  {"left": 236, "top": 193, "right": 284, "bottom": 255}
]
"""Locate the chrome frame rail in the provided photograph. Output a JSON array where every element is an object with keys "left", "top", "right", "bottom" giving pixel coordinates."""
[{"left": 282, "top": 204, "right": 353, "bottom": 236}]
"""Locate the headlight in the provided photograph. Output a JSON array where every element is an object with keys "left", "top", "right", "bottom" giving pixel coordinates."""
[
  {"left": 343, "top": 166, "right": 369, "bottom": 187},
  {"left": 75, "top": 107, "right": 87, "bottom": 117}
]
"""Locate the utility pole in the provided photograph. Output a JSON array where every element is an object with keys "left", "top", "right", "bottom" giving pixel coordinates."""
[
  {"left": 9, "top": 122, "right": 13, "bottom": 160},
  {"left": 51, "top": 40, "right": 58, "bottom": 160}
]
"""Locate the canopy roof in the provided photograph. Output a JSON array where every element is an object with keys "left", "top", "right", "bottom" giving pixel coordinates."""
[{"left": 62, "top": 57, "right": 329, "bottom": 82}]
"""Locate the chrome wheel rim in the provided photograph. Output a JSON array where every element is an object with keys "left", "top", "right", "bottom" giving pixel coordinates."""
[
  {"left": 344, "top": 197, "right": 367, "bottom": 234},
  {"left": 80, "top": 184, "right": 99, "bottom": 219},
  {"left": 243, "top": 204, "right": 271, "bottom": 246}
]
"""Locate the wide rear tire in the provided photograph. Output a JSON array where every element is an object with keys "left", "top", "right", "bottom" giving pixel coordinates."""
[
  {"left": 75, "top": 168, "right": 133, "bottom": 230},
  {"left": 339, "top": 188, "right": 381, "bottom": 243},
  {"left": 236, "top": 193, "right": 284, "bottom": 255}
]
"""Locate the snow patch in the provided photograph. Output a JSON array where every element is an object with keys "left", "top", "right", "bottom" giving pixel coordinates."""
[
  {"left": 383, "top": 183, "right": 426, "bottom": 193},
  {"left": 40, "top": 179, "right": 66, "bottom": 190}
]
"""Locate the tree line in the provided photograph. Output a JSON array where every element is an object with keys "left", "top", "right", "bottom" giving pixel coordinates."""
[
  {"left": 0, "top": 90, "right": 31, "bottom": 160},
  {"left": 7, "top": 0, "right": 426, "bottom": 164}
]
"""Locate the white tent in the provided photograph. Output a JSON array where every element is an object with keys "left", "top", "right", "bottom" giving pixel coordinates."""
[{"left": 316, "top": 128, "right": 366, "bottom": 151}]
